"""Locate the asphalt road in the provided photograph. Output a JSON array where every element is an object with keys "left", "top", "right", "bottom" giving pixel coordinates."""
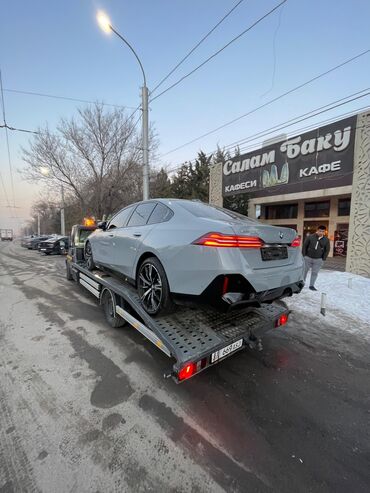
[{"left": 0, "top": 241, "right": 369, "bottom": 493}]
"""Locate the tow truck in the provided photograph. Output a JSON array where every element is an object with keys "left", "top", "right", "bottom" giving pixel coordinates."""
[{"left": 66, "top": 222, "right": 291, "bottom": 383}]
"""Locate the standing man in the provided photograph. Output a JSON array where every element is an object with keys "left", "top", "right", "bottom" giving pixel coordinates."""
[{"left": 302, "top": 225, "right": 330, "bottom": 291}]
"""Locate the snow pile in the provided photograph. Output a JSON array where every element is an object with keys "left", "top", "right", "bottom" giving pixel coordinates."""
[{"left": 285, "top": 269, "right": 370, "bottom": 340}]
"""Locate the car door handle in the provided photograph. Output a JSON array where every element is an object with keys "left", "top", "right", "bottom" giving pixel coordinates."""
[
  {"left": 108, "top": 233, "right": 115, "bottom": 237},
  {"left": 133, "top": 232, "right": 142, "bottom": 237}
]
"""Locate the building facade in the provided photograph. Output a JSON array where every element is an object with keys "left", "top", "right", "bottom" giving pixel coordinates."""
[{"left": 209, "top": 110, "right": 370, "bottom": 277}]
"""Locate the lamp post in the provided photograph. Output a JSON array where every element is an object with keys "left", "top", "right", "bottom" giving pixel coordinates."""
[{"left": 97, "top": 10, "right": 149, "bottom": 200}]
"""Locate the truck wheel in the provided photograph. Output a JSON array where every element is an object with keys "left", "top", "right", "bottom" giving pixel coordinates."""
[
  {"left": 137, "top": 257, "right": 175, "bottom": 316},
  {"left": 66, "top": 260, "right": 73, "bottom": 281},
  {"left": 85, "top": 242, "right": 96, "bottom": 271},
  {"left": 101, "top": 290, "right": 126, "bottom": 328}
]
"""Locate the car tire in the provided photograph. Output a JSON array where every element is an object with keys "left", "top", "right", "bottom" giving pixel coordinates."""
[
  {"left": 137, "top": 257, "right": 175, "bottom": 316},
  {"left": 85, "top": 241, "right": 96, "bottom": 271},
  {"left": 101, "top": 290, "right": 126, "bottom": 328}
]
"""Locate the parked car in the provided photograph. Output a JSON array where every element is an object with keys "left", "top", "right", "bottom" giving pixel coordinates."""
[
  {"left": 25, "top": 235, "right": 52, "bottom": 250},
  {"left": 21, "top": 235, "right": 35, "bottom": 247},
  {"left": 39, "top": 236, "right": 70, "bottom": 255},
  {"left": 85, "top": 199, "right": 304, "bottom": 316}
]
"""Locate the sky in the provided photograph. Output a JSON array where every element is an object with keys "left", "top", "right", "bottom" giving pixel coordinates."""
[{"left": 1, "top": 0, "right": 370, "bottom": 232}]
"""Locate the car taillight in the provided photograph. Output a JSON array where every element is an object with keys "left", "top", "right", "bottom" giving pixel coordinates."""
[
  {"left": 275, "top": 313, "right": 288, "bottom": 327},
  {"left": 178, "top": 363, "right": 197, "bottom": 381},
  {"left": 193, "top": 233, "right": 264, "bottom": 248},
  {"left": 290, "top": 236, "right": 301, "bottom": 247}
]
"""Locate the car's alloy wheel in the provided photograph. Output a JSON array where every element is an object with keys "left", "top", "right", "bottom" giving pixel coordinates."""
[{"left": 138, "top": 262, "right": 163, "bottom": 315}]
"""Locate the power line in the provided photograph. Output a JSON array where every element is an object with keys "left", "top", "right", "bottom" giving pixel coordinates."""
[
  {"left": 0, "top": 69, "right": 17, "bottom": 210},
  {"left": 260, "top": 2, "right": 284, "bottom": 97},
  {"left": 164, "top": 97, "right": 370, "bottom": 174},
  {"left": 151, "top": 0, "right": 246, "bottom": 95},
  {"left": 3, "top": 88, "right": 137, "bottom": 110},
  {"left": 218, "top": 88, "right": 370, "bottom": 152},
  {"left": 166, "top": 103, "right": 369, "bottom": 174},
  {"left": 223, "top": 105, "right": 370, "bottom": 156},
  {"left": 0, "top": 123, "right": 39, "bottom": 134},
  {"left": 150, "top": 0, "right": 287, "bottom": 103},
  {"left": 161, "top": 48, "right": 370, "bottom": 156},
  {"left": 235, "top": 106, "right": 370, "bottom": 156}
]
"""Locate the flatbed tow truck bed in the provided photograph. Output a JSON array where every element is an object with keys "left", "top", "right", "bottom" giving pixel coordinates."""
[{"left": 67, "top": 259, "right": 290, "bottom": 382}]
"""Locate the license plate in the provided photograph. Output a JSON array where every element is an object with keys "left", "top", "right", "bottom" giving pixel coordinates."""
[
  {"left": 211, "top": 339, "right": 243, "bottom": 363},
  {"left": 261, "top": 246, "right": 288, "bottom": 261},
  {"left": 41, "top": 248, "right": 46, "bottom": 251}
]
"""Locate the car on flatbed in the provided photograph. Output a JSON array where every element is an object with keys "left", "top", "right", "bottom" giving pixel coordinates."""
[{"left": 85, "top": 199, "right": 304, "bottom": 316}]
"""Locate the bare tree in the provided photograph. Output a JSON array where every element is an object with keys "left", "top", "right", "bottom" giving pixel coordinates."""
[{"left": 22, "top": 103, "right": 157, "bottom": 217}]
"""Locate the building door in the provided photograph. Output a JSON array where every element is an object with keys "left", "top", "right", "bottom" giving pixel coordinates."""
[
  {"left": 334, "top": 223, "right": 349, "bottom": 257},
  {"left": 303, "top": 221, "right": 329, "bottom": 240}
]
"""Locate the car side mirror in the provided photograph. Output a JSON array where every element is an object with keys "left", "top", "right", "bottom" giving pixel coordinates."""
[{"left": 97, "top": 221, "right": 107, "bottom": 230}]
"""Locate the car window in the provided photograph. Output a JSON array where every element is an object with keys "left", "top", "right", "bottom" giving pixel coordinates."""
[
  {"left": 179, "top": 201, "right": 258, "bottom": 223},
  {"left": 108, "top": 206, "right": 134, "bottom": 229},
  {"left": 79, "top": 230, "right": 93, "bottom": 242},
  {"left": 127, "top": 203, "right": 156, "bottom": 227},
  {"left": 147, "top": 203, "right": 174, "bottom": 225}
]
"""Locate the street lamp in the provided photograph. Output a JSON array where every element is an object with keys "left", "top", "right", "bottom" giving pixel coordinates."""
[{"left": 97, "top": 10, "right": 149, "bottom": 200}]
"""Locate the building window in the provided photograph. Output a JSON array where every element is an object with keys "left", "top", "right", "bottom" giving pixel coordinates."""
[
  {"left": 304, "top": 201, "right": 330, "bottom": 218},
  {"left": 265, "top": 203, "right": 298, "bottom": 220},
  {"left": 338, "top": 198, "right": 351, "bottom": 216}
]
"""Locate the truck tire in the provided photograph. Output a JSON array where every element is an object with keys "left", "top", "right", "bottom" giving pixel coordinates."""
[
  {"left": 137, "top": 256, "right": 175, "bottom": 316},
  {"left": 101, "top": 290, "right": 126, "bottom": 328}
]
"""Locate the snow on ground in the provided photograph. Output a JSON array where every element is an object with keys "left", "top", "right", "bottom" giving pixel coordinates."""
[{"left": 285, "top": 269, "right": 370, "bottom": 341}]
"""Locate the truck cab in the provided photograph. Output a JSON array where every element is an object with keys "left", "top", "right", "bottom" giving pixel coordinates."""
[{"left": 68, "top": 224, "right": 97, "bottom": 261}]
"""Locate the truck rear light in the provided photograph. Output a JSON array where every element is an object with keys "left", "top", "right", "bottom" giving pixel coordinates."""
[
  {"left": 275, "top": 313, "right": 288, "bottom": 327},
  {"left": 178, "top": 362, "right": 197, "bottom": 381},
  {"left": 193, "top": 233, "right": 263, "bottom": 248},
  {"left": 290, "top": 236, "right": 301, "bottom": 247}
]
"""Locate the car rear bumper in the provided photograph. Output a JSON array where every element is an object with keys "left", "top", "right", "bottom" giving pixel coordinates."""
[
  {"left": 256, "top": 280, "right": 304, "bottom": 302},
  {"left": 173, "top": 274, "right": 304, "bottom": 312}
]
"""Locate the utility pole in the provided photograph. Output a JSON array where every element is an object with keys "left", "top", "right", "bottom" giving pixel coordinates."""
[
  {"left": 37, "top": 213, "right": 40, "bottom": 235},
  {"left": 61, "top": 185, "right": 65, "bottom": 236},
  {"left": 97, "top": 11, "right": 150, "bottom": 200},
  {"left": 142, "top": 86, "right": 149, "bottom": 200}
]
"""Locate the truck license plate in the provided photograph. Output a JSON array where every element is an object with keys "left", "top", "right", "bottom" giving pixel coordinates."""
[{"left": 211, "top": 339, "right": 243, "bottom": 363}]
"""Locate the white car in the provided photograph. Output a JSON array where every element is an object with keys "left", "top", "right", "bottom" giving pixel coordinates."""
[{"left": 85, "top": 199, "right": 304, "bottom": 315}]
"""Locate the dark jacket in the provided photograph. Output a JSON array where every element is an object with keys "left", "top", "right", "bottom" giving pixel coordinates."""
[{"left": 302, "top": 233, "right": 330, "bottom": 260}]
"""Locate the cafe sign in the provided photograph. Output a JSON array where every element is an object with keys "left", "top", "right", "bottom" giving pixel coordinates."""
[{"left": 222, "top": 115, "right": 357, "bottom": 197}]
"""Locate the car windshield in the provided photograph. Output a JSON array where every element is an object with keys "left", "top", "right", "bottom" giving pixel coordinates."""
[
  {"left": 178, "top": 201, "right": 258, "bottom": 223},
  {"left": 79, "top": 230, "right": 93, "bottom": 242}
]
